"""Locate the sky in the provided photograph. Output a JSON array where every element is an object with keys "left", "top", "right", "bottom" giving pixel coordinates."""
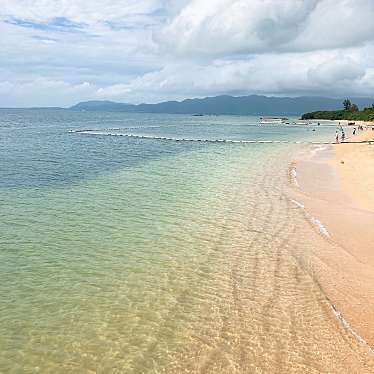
[{"left": 1, "top": 0, "right": 374, "bottom": 107}]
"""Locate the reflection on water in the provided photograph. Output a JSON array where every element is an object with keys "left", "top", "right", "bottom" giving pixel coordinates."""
[{"left": 0, "top": 110, "right": 373, "bottom": 373}]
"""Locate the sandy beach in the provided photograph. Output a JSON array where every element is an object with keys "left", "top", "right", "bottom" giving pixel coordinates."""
[
  {"left": 332, "top": 129, "right": 374, "bottom": 211},
  {"left": 294, "top": 126, "right": 374, "bottom": 351}
]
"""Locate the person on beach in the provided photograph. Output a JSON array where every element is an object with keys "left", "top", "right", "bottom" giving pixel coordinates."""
[
  {"left": 341, "top": 131, "right": 345, "bottom": 142},
  {"left": 353, "top": 128, "right": 356, "bottom": 135},
  {"left": 335, "top": 131, "right": 339, "bottom": 143}
]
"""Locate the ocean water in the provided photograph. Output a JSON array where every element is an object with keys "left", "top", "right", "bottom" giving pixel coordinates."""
[{"left": 0, "top": 110, "right": 372, "bottom": 373}]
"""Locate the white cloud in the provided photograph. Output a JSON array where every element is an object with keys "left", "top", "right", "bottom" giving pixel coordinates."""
[
  {"left": 94, "top": 47, "right": 374, "bottom": 103},
  {"left": 308, "top": 58, "right": 365, "bottom": 85},
  {"left": 292, "top": 0, "right": 374, "bottom": 51},
  {"left": 0, "top": 0, "right": 374, "bottom": 106},
  {"left": 159, "top": 0, "right": 317, "bottom": 56},
  {"left": 0, "top": 79, "right": 95, "bottom": 107},
  {"left": 159, "top": 0, "right": 374, "bottom": 56}
]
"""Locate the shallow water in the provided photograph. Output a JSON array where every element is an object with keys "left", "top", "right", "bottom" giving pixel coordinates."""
[{"left": 0, "top": 110, "right": 372, "bottom": 373}]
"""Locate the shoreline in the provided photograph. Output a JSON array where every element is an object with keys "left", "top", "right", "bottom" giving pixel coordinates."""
[{"left": 292, "top": 129, "right": 374, "bottom": 349}]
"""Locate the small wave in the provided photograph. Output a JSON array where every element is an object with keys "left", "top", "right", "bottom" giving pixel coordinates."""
[
  {"left": 290, "top": 168, "right": 299, "bottom": 188},
  {"left": 290, "top": 199, "right": 304, "bottom": 209},
  {"left": 290, "top": 198, "right": 330, "bottom": 238},
  {"left": 331, "top": 304, "right": 374, "bottom": 355},
  {"left": 310, "top": 144, "right": 328, "bottom": 157},
  {"left": 310, "top": 216, "right": 330, "bottom": 238},
  {"left": 291, "top": 198, "right": 374, "bottom": 354}
]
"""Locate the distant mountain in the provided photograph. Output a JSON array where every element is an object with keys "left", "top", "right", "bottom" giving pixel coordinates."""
[
  {"left": 70, "top": 95, "right": 374, "bottom": 116},
  {"left": 70, "top": 100, "right": 135, "bottom": 112}
]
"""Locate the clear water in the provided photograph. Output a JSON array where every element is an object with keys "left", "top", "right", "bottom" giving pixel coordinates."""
[{"left": 0, "top": 110, "right": 372, "bottom": 373}]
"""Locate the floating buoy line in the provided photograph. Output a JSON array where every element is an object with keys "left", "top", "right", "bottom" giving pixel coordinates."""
[{"left": 68, "top": 129, "right": 372, "bottom": 145}]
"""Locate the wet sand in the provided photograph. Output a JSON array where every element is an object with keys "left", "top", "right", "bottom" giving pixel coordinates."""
[{"left": 293, "top": 128, "right": 374, "bottom": 352}]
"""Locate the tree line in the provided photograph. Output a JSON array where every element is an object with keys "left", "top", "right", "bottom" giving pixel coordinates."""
[{"left": 302, "top": 99, "right": 374, "bottom": 121}]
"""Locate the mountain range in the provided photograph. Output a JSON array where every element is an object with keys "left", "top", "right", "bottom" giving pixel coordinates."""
[{"left": 70, "top": 95, "right": 374, "bottom": 116}]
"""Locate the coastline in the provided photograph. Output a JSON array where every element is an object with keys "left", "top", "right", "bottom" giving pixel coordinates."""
[{"left": 292, "top": 128, "right": 374, "bottom": 349}]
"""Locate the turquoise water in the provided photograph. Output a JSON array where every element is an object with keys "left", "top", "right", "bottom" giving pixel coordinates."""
[{"left": 0, "top": 110, "right": 372, "bottom": 373}]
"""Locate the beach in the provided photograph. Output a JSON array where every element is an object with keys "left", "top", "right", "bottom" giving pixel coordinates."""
[
  {"left": 293, "top": 126, "right": 374, "bottom": 352},
  {"left": 332, "top": 128, "right": 374, "bottom": 211},
  {"left": 2, "top": 0, "right": 374, "bottom": 370}
]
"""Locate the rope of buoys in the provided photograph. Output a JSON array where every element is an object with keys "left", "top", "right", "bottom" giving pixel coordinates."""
[{"left": 68, "top": 130, "right": 373, "bottom": 145}]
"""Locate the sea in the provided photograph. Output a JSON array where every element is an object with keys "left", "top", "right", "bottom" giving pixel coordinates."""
[{"left": 0, "top": 110, "right": 372, "bottom": 373}]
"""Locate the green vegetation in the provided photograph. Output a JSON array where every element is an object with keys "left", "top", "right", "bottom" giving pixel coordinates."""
[{"left": 302, "top": 99, "right": 374, "bottom": 121}]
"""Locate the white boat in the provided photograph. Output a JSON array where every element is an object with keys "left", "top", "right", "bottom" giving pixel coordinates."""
[
  {"left": 293, "top": 120, "right": 311, "bottom": 126},
  {"left": 259, "top": 117, "right": 289, "bottom": 125}
]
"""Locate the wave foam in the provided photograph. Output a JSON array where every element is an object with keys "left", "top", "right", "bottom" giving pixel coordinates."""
[
  {"left": 290, "top": 168, "right": 299, "bottom": 187},
  {"left": 310, "top": 216, "right": 330, "bottom": 238},
  {"left": 290, "top": 199, "right": 304, "bottom": 209},
  {"left": 291, "top": 198, "right": 374, "bottom": 354},
  {"left": 290, "top": 198, "right": 330, "bottom": 238},
  {"left": 310, "top": 144, "right": 328, "bottom": 157},
  {"left": 331, "top": 304, "right": 374, "bottom": 355}
]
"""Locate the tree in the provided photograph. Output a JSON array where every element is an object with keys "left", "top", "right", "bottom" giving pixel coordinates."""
[
  {"left": 350, "top": 104, "right": 359, "bottom": 112},
  {"left": 343, "top": 99, "right": 352, "bottom": 111}
]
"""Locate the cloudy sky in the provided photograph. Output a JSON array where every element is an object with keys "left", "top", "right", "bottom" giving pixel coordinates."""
[{"left": 1, "top": 0, "right": 374, "bottom": 107}]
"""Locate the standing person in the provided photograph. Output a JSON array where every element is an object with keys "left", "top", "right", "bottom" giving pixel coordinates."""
[
  {"left": 335, "top": 131, "right": 339, "bottom": 143},
  {"left": 353, "top": 128, "right": 356, "bottom": 135},
  {"left": 341, "top": 131, "right": 345, "bottom": 142}
]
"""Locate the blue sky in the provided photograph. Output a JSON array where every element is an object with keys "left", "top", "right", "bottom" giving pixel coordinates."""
[{"left": 1, "top": 0, "right": 374, "bottom": 107}]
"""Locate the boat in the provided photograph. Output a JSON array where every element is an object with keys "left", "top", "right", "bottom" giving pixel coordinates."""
[
  {"left": 292, "top": 120, "right": 311, "bottom": 125},
  {"left": 259, "top": 117, "right": 289, "bottom": 125}
]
